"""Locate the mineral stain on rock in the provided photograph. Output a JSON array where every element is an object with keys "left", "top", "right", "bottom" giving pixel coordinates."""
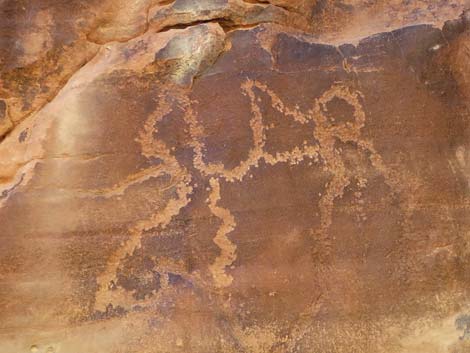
[
  {"left": 0, "top": 99, "right": 13, "bottom": 138},
  {"left": 1, "top": 1, "right": 470, "bottom": 353}
]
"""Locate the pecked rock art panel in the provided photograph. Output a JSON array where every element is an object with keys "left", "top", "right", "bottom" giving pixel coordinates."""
[{"left": 1, "top": 7, "right": 470, "bottom": 353}]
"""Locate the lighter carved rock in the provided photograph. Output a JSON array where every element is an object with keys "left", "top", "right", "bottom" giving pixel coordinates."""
[{"left": 1, "top": 1, "right": 470, "bottom": 353}]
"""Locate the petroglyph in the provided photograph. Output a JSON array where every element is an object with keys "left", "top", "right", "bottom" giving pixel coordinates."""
[
  {"left": 2, "top": 1, "right": 470, "bottom": 351},
  {"left": 95, "top": 76, "right": 407, "bottom": 299},
  {"left": 184, "top": 79, "right": 321, "bottom": 183},
  {"left": 185, "top": 79, "right": 401, "bottom": 275},
  {"left": 94, "top": 91, "right": 193, "bottom": 311},
  {"left": 74, "top": 165, "right": 171, "bottom": 199},
  {"left": 208, "top": 177, "right": 237, "bottom": 288}
]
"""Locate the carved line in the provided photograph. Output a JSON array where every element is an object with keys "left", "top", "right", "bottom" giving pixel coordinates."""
[
  {"left": 207, "top": 177, "right": 237, "bottom": 288},
  {"left": 94, "top": 91, "right": 193, "bottom": 310}
]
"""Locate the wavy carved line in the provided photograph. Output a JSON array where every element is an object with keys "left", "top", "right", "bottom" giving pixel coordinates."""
[
  {"left": 94, "top": 91, "right": 193, "bottom": 310},
  {"left": 208, "top": 177, "right": 237, "bottom": 288}
]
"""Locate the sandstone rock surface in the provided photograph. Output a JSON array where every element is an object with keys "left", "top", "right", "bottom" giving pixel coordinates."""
[{"left": 2, "top": 1, "right": 470, "bottom": 353}]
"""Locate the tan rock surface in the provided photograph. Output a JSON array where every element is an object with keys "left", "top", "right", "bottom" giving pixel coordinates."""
[{"left": 2, "top": 1, "right": 470, "bottom": 353}]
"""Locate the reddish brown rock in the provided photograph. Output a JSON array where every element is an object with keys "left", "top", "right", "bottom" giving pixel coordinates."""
[{"left": 1, "top": 1, "right": 470, "bottom": 353}]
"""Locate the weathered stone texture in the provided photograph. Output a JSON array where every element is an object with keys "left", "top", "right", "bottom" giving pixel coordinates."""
[{"left": 1, "top": 1, "right": 470, "bottom": 353}]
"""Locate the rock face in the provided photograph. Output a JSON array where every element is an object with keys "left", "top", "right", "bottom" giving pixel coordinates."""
[{"left": 2, "top": 1, "right": 470, "bottom": 352}]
